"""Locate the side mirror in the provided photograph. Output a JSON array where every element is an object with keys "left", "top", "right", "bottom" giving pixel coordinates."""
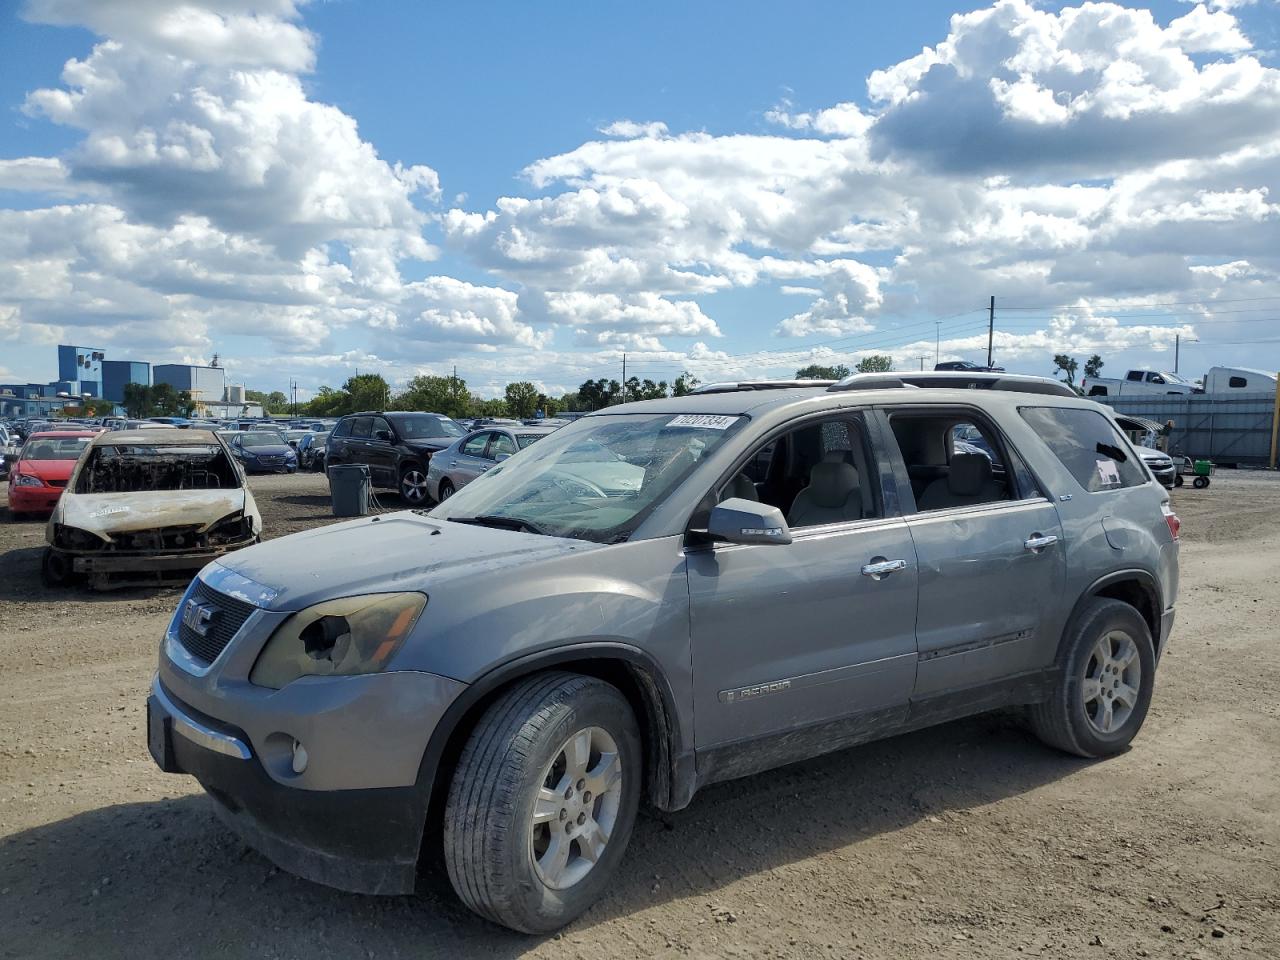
[
  {"left": 374, "top": 429, "right": 393, "bottom": 442},
  {"left": 495, "top": 453, "right": 512, "bottom": 462},
  {"left": 706, "top": 498, "right": 793, "bottom": 546}
]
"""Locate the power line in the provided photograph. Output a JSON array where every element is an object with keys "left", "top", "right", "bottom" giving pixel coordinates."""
[{"left": 998, "top": 294, "right": 1280, "bottom": 311}]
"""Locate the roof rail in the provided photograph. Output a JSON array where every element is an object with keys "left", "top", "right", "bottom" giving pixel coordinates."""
[
  {"left": 825, "top": 374, "right": 911, "bottom": 392},
  {"left": 689, "top": 379, "right": 835, "bottom": 395},
  {"left": 828, "top": 371, "right": 1076, "bottom": 398}
]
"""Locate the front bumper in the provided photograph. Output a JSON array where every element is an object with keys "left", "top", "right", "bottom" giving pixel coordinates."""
[
  {"left": 8, "top": 485, "right": 63, "bottom": 513},
  {"left": 1146, "top": 462, "right": 1176, "bottom": 489},
  {"left": 148, "top": 677, "right": 426, "bottom": 894}
]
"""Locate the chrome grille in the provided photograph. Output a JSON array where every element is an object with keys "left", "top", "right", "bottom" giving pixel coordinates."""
[{"left": 175, "top": 580, "right": 258, "bottom": 666}]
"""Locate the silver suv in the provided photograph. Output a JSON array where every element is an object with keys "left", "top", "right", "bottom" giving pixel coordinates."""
[{"left": 148, "top": 373, "right": 1180, "bottom": 933}]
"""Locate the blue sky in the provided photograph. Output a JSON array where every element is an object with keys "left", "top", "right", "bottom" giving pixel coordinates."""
[{"left": 2, "top": 0, "right": 1279, "bottom": 398}]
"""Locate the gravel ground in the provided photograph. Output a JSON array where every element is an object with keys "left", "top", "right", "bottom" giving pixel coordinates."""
[{"left": 1, "top": 470, "right": 1278, "bottom": 959}]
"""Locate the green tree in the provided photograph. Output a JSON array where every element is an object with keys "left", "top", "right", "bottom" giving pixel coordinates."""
[
  {"left": 1053, "top": 354, "right": 1081, "bottom": 391},
  {"left": 577, "top": 378, "right": 621, "bottom": 409},
  {"left": 504, "top": 381, "right": 540, "bottom": 418},
  {"left": 302, "top": 385, "right": 349, "bottom": 417},
  {"left": 394, "top": 374, "right": 471, "bottom": 419},
  {"left": 345, "top": 374, "right": 390, "bottom": 412},
  {"left": 794, "top": 363, "right": 851, "bottom": 380},
  {"left": 672, "top": 371, "right": 701, "bottom": 396},
  {"left": 1084, "top": 354, "right": 1104, "bottom": 379},
  {"left": 855, "top": 354, "right": 894, "bottom": 373},
  {"left": 472, "top": 396, "right": 510, "bottom": 417},
  {"left": 122, "top": 383, "right": 152, "bottom": 418},
  {"left": 245, "top": 389, "right": 289, "bottom": 414}
]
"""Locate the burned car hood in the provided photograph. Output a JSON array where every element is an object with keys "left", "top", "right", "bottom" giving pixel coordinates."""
[
  {"left": 62, "top": 489, "right": 248, "bottom": 536},
  {"left": 209, "top": 510, "right": 600, "bottom": 611}
]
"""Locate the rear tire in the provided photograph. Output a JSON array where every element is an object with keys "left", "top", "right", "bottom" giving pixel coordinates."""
[
  {"left": 1193, "top": 476, "right": 1209, "bottom": 489},
  {"left": 443, "top": 672, "right": 641, "bottom": 934},
  {"left": 400, "top": 465, "right": 429, "bottom": 505},
  {"left": 437, "top": 479, "right": 454, "bottom": 501},
  {"left": 1030, "top": 598, "right": 1155, "bottom": 758}
]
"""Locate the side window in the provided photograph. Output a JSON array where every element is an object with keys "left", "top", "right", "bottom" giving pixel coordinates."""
[
  {"left": 1126, "top": 371, "right": 1144, "bottom": 382},
  {"left": 489, "top": 432, "right": 518, "bottom": 458},
  {"left": 1147, "top": 373, "right": 1165, "bottom": 384},
  {"left": 716, "top": 415, "right": 881, "bottom": 529},
  {"left": 370, "top": 417, "right": 393, "bottom": 440},
  {"left": 1229, "top": 376, "right": 1247, "bottom": 389},
  {"left": 1018, "top": 407, "right": 1146, "bottom": 492},
  {"left": 461, "top": 433, "right": 490, "bottom": 457},
  {"left": 331, "top": 418, "right": 351, "bottom": 438},
  {"left": 888, "top": 411, "right": 1017, "bottom": 512},
  {"left": 350, "top": 416, "right": 373, "bottom": 439}
]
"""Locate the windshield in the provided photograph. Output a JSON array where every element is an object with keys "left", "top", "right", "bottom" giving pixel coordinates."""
[
  {"left": 76, "top": 444, "right": 242, "bottom": 492},
  {"left": 1161, "top": 371, "right": 1189, "bottom": 384},
  {"left": 241, "top": 432, "right": 283, "bottom": 448},
  {"left": 397, "top": 415, "right": 466, "bottom": 439},
  {"left": 429, "top": 413, "right": 745, "bottom": 543},
  {"left": 21, "top": 437, "right": 92, "bottom": 460},
  {"left": 517, "top": 433, "right": 549, "bottom": 449}
]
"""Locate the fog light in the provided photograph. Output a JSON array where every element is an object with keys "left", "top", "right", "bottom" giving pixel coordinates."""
[{"left": 291, "top": 740, "right": 309, "bottom": 775}]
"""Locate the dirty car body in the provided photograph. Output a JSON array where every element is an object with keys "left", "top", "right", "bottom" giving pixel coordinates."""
[
  {"left": 148, "top": 376, "right": 1179, "bottom": 933},
  {"left": 48, "top": 430, "right": 261, "bottom": 589}
]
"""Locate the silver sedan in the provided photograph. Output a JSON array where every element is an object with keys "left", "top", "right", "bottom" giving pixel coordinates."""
[{"left": 425, "top": 425, "right": 557, "bottom": 502}]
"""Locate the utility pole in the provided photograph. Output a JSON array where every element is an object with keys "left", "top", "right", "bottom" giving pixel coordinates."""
[
  {"left": 987, "top": 295, "right": 995, "bottom": 370},
  {"left": 1175, "top": 334, "right": 1180, "bottom": 374},
  {"left": 916, "top": 355, "right": 929, "bottom": 371},
  {"left": 621, "top": 353, "right": 626, "bottom": 404},
  {"left": 935, "top": 321, "right": 941, "bottom": 366}
]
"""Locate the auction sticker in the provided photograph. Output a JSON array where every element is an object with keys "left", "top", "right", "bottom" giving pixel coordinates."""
[
  {"left": 1096, "top": 459, "right": 1121, "bottom": 487},
  {"left": 667, "top": 414, "right": 740, "bottom": 430}
]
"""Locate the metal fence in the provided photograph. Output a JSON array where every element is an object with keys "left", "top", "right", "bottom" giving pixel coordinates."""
[{"left": 1096, "top": 392, "right": 1278, "bottom": 466}]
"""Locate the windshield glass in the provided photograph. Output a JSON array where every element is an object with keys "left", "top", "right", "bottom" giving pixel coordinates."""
[
  {"left": 242, "top": 432, "right": 284, "bottom": 448},
  {"left": 516, "top": 433, "right": 549, "bottom": 448},
  {"left": 76, "top": 444, "right": 242, "bottom": 493},
  {"left": 429, "top": 413, "right": 745, "bottom": 542},
  {"left": 1161, "top": 371, "right": 1188, "bottom": 384},
  {"left": 397, "top": 415, "right": 466, "bottom": 439},
  {"left": 21, "top": 437, "right": 92, "bottom": 460}
]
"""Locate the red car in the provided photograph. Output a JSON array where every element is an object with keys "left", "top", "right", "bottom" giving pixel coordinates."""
[{"left": 6, "top": 431, "right": 97, "bottom": 519}]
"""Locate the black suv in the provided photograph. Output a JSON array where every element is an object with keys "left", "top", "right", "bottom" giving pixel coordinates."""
[{"left": 325, "top": 411, "right": 467, "bottom": 504}]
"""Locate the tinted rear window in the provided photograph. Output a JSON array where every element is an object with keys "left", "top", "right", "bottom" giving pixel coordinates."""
[{"left": 1018, "top": 407, "right": 1146, "bottom": 492}]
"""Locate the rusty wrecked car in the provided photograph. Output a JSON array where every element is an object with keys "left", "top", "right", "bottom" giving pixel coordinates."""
[{"left": 43, "top": 429, "right": 262, "bottom": 589}]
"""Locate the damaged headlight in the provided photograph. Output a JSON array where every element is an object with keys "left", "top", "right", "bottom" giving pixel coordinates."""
[
  {"left": 249, "top": 592, "right": 427, "bottom": 689},
  {"left": 52, "top": 524, "right": 107, "bottom": 551},
  {"left": 208, "top": 511, "right": 254, "bottom": 544}
]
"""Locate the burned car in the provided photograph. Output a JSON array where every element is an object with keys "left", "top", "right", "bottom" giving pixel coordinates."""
[{"left": 44, "top": 430, "right": 261, "bottom": 589}]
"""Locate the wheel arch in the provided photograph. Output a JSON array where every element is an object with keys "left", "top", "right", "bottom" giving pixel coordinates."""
[
  {"left": 416, "top": 642, "right": 691, "bottom": 858},
  {"left": 1063, "top": 569, "right": 1163, "bottom": 659}
]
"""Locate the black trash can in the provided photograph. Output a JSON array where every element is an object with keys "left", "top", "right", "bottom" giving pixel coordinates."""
[{"left": 328, "top": 464, "right": 370, "bottom": 518}]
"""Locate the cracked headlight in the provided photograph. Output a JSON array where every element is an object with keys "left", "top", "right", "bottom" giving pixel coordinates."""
[{"left": 249, "top": 592, "right": 427, "bottom": 689}]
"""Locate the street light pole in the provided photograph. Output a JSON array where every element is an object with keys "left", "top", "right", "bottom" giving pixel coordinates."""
[
  {"left": 935, "top": 321, "right": 941, "bottom": 367},
  {"left": 1175, "top": 334, "right": 1199, "bottom": 374}
]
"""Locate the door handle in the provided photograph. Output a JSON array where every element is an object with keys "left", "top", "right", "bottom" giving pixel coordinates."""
[
  {"left": 1024, "top": 533, "right": 1059, "bottom": 552},
  {"left": 861, "top": 558, "right": 907, "bottom": 580}
]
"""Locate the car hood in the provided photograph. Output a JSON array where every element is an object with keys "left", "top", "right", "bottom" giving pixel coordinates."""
[
  {"left": 62, "top": 488, "right": 248, "bottom": 536},
  {"left": 1135, "top": 445, "right": 1172, "bottom": 463},
  {"left": 405, "top": 438, "right": 453, "bottom": 453},
  {"left": 209, "top": 510, "right": 601, "bottom": 611},
  {"left": 14, "top": 460, "right": 77, "bottom": 482},
  {"left": 241, "top": 444, "right": 292, "bottom": 456}
]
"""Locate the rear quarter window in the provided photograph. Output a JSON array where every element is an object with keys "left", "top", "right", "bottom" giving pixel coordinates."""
[{"left": 1018, "top": 407, "right": 1147, "bottom": 493}]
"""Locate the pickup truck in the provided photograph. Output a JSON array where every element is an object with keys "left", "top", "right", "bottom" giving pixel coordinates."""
[{"left": 1083, "top": 370, "right": 1197, "bottom": 398}]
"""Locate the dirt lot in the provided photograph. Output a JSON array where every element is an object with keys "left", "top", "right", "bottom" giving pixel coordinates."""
[{"left": 1, "top": 470, "right": 1278, "bottom": 959}]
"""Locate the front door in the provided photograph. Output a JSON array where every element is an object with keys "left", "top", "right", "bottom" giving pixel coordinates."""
[{"left": 686, "top": 412, "right": 919, "bottom": 754}]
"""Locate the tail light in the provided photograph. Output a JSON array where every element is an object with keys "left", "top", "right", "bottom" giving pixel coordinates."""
[{"left": 1162, "top": 503, "right": 1180, "bottom": 540}]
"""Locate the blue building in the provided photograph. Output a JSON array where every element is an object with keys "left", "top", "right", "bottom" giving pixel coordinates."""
[
  {"left": 102, "top": 360, "right": 151, "bottom": 403},
  {"left": 57, "top": 344, "right": 105, "bottom": 397}
]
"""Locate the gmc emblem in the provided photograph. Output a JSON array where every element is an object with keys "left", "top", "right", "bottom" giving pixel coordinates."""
[{"left": 182, "top": 599, "right": 217, "bottom": 638}]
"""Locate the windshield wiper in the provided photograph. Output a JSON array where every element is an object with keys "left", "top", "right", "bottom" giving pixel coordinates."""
[{"left": 447, "top": 514, "right": 548, "bottom": 536}]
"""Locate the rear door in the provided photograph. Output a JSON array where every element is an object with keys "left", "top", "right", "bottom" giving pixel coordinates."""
[
  {"left": 880, "top": 405, "right": 1066, "bottom": 696},
  {"left": 366, "top": 416, "right": 397, "bottom": 485},
  {"left": 452, "top": 432, "right": 494, "bottom": 487},
  {"left": 326, "top": 418, "right": 353, "bottom": 468}
]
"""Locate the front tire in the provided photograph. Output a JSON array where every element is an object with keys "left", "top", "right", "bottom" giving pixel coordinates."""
[
  {"left": 400, "top": 465, "right": 429, "bottom": 505},
  {"left": 1174, "top": 474, "right": 1184, "bottom": 487},
  {"left": 443, "top": 672, "right": 642, "bottom": 934},
  {"left": 1030, "top": 598, "right": 1155, "bottom": 758},
  {"left": 41, "top": 547, "right": 75, "bottom": 588}
]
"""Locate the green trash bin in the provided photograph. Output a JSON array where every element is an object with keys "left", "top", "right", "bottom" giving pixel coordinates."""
[{"left": 328, "top": 463, "right": 370, "bottom": 517}]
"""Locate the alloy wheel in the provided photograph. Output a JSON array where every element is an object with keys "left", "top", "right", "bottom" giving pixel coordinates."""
[
  {"left": 1082, "top": 630, "right": 1142, "bottom": 735},
  {"left": 529, "top": 726, "right": 623, "bottom": 891},
  {"left": 401, "top": 470, "right": 428, "bottom": 503}
]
